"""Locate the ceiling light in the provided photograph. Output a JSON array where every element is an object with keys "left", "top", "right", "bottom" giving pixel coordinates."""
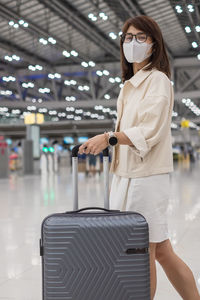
[
  {"left": 109, "top": 77, "right": 115, "bottom": 83},
  {"left": 119, "top": 83, "right": 124, "bottom": 89},
  {"left": 12, "top": 109, "right": 21, "bottom": 114},
  {"left": 4, "top": 55, "right": 12, "bottom": 61},
  {"left": 74, "top": 116, "right": 82, "bottom": 121},
  {"left": 66, "top": 107, "right": 75, "bottom": 112},
  {"left": 197, "top": 54, "right": 200, "bottom": 60},
  {"left": 39, "top": 38, "right": 48, "bottom": 45},
  {"left": 75, "top": 109, "right": 83, "bottom": 114},
  {"left": 0, "top": 90, "right": 12, "bottom": 95},
  {"left": 81, "top": 61, "right": 88, "bottom": 67},
  {"left": 88, "top": 61, "right": 95, "bottom": 67},
  {"left": 98, "top": 116, "right": 105, "bottom": 120},
  {"left": 27, "top": 105, "right": 36, "bottom": 111},
  {"left": 65, "top": 96, "right": 76, "bottom": 101},
  {"left": 13, "top": 23, "right": 19, "bottom": 29},
  {"left": 99, "top": 12, "right": 108, "bottom": 20},
  {"left": 19, "top": 20, "right": 24, "bottom": 25},
  {"left": 8, "top": 76, "right": 15, "bottom": 81},
  {"left": 94, "top": 105, "right": 101, "bottom": 110},
  {"left": 175, "top": 5, "right": 183, "bottom": 13},
  {"left": 23, "top": 22, "right": 29, "bottom": 27},
  {"left": 28, "top": 65, "right": 36, "bottom": 71},
  {"left": 91, "top": 16, "right": 97, "bottom": 21},
  {"left": 172, "top": 111, "right": 178, "bottom": 117},
  {"left": 39, "top": 88, "right": 50, "bottom": 94},
  {"left": 171, "top": 123, "right": 178, "bottom": 129},
  {"left": 48, "top": 73, "right": 55, "bottom": 79},
  {"left": 66, "top": 115, "right": 74, "bottom": 119},
  {"left": 38, "top": 108, "right": 47, "bottom": 113},
  {"left": 78, "top": 86, "right": 84, "bottom": 91},
  {"left": 2, "top": 76, "right": 16, "bottom": 82},
  {"left": 103, "top": 70, "right": 109, "bottom": 76},
  {"left": 70, "top": 80, "right": 77, "bottom": 85},
  {"left": 104, "top": 94, "right": 110, "bottom": 99},
  {"left": 185, "top": 26, "right": 191, "bottom": 33},
  {"left": 71, "top": 50, "right": 78, "bottom": 57},
  {"left": 35, "top": 64, "right": 43, "bottom": 70},
  {"left": 187, "top": 4, "right": 194, "bottom": 12},
  {"left": 63, "top": 50, "right": 70, "bottom": 57},
  {"left": 192, "top": 41, "right": 198, "bottom": 48},
  {"left": 96, "top": 70, "right": 103, "bottom": 76},
  {"left": 115, "top": 77, "right": 121, "bottom": 82},
  {"left": 48, "top": 37, "right": 56, "bottom": 44},
  {"left": 195, "top": 26, "right": 200, "bottom": 32},
  {"left": 14, "top": 55, "right": 20, "bottom": 61},
  {"left": 88, "top": 13, "right": 94, "bottom": 18},
  {"left": 54, "top": 73, "right": 61, "bottom": 79},
  {"left": 84, "top": 85, "right": 90, "bottom": 91},
  {"left": 64, "top": 80, "right": 71, "bottom": 85},
  {"left": 49, "top": 110, "right": 57, "bottom": 115},
  {"left": 109, "top": 32, "right": 117, "bottom": 39},
  {"left": 0, "top": 107, "right": 8, "bottom": 112},
  {"left": 9, "top": 20, "right": 14, "bottom": 26}
]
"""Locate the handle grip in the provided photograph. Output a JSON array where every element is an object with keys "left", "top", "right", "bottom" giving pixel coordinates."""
[{"left": 72, "top": 144, "right": 109, "bottom": 157}]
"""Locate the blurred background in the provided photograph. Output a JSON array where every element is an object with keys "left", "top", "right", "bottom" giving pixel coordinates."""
[{"left": 0, "top": 0, "right": 200, "bottom": 299}]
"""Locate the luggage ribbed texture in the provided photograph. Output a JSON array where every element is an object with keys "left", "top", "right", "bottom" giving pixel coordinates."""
[{"left": 42, "top": 213, "right": 150, "bottom": 300}]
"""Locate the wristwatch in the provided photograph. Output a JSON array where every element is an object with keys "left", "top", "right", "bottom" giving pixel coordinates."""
[{"left": 108, "top": 131, "right": 118, "bottom": 146}]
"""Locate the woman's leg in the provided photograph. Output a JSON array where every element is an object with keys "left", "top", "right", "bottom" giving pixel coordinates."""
[
  {"left": 155, "top": 239, "right": 200, "bottom": 300},
  {"left": 149, "top": 242, "right": 157, "bottom": 299}
]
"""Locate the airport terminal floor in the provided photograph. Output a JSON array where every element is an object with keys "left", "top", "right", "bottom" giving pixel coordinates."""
[{"left": 0, "top": 160, "right": 200, "bottom": 300}]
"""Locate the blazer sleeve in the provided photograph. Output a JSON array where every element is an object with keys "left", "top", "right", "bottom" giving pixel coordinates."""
[{"left": 123, "top": 75, "right": 172, "bottom": 158}]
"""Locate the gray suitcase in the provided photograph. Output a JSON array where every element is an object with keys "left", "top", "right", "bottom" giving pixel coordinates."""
[{"left": 40, "top": 145, "right": 150, "bottom": 300}]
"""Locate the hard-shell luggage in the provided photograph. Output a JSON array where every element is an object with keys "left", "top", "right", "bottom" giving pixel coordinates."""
[{"left": 40, "top": 145, "right": 150, "bottom": 300}]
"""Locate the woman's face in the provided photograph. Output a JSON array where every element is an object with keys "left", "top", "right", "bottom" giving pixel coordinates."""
[{"left": 123, "top": 25, "right": 153, "bottom": 60}]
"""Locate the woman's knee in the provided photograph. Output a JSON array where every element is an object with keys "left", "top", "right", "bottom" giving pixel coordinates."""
[{"left": 155, "top": 239, "right": 174, "bottom": 263}]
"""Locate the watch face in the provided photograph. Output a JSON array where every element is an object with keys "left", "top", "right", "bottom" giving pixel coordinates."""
[{"left": 109, "top": 136, "right": 118, "bottom": 146}]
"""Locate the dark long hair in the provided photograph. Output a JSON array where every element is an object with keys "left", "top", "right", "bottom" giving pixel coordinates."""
[{"left": 120, "top": 15, "right": 171, "bottom": 82}]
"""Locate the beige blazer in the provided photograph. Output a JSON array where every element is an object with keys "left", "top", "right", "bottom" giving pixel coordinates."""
[{"left": 110, "top": 66, "right": 174, "bottom": 178}]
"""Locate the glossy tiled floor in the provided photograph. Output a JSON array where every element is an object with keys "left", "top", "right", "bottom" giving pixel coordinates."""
[{"left": 0, "top": 161, "right": 200, "bottom": 299}]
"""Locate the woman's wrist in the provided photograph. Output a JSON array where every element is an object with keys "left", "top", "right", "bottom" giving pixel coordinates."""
[
  {"left": 114, "top": 131, "right": 132, "bottom": 146},
  {"left": 103, "top": 132, "right": 109, "bottom": 146}
]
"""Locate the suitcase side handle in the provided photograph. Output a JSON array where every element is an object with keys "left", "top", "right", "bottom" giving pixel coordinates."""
[
  {"left": 72, "top": 144, "right": 109, "bottom": 157},
  {"left": 72, "top": 207, "right": 119, "bottom": 213}
]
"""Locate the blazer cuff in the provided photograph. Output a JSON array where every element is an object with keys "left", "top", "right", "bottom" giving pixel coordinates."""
[{"left": 123, "top": 127, "right": 149, "bottom": 158}]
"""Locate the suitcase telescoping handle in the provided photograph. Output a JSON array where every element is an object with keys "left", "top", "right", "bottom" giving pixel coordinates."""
[{"left": 72, "top": 145, "right": 110, "bottom": 211}]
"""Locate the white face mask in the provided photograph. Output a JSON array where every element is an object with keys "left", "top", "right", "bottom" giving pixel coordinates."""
[{"left": 123, "top": 40, "right": 153, "bottom": 63}]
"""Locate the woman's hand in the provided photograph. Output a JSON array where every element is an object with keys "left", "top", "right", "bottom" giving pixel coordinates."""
[{"left": 79, "top": 133, "right": 108, "bottom": 155}]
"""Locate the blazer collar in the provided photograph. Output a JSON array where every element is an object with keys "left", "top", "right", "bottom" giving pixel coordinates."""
[{"left": 128, "top": 65, "right": 155, "bottom": 88}]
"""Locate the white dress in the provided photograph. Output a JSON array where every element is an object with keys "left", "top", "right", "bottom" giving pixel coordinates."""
[{"left": 109, "top": 173, "right": 170, "bottom": 243}]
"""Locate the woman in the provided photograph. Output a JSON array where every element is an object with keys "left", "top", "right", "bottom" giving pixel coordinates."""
[{"left": 79, "top": 15, "right": 200, "bottom": 299}]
